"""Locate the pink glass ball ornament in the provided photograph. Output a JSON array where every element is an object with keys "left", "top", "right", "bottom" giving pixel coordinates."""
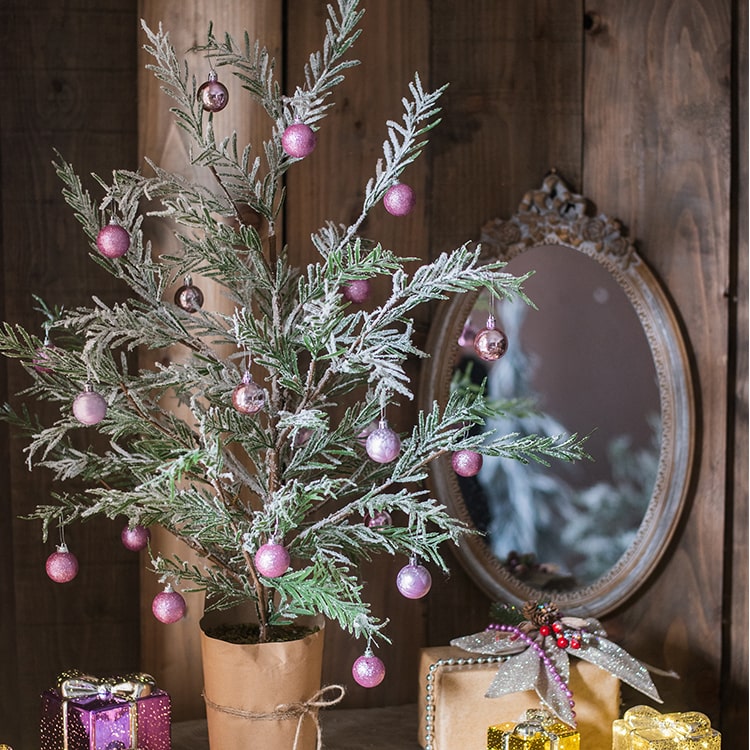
[
  {"left": 364, "top": 510, "right": 392, "bottom": 528},
  {"left": 45, "top": 543, "right": 79, "bottom": 583},
  {"left": 152, "top": 584, "right": 187, "bottom": 624},
  {"left": 121, "top": 524, "right": 151, "bottom": 552},
  {"left": 365, "top": 419, "right": 402, "bottom": 464},
  {"left": 396, "top": 557, "right": 432, "bottom": 599},
  {"left": 72, "top": 384, "right": 107, "bottom": 426},
  {"left": 451, "top": 449, "right": 484, "bottom": 477},
  {"left": 473, "top": 314, "right": 508, "bottom": 361},
  {"left": 32, "top": 344, "right": 56, "bottom": 374},
  {"left": 254, "top": 542, "right": 290, "bottom": 578},
  {"left": 342, "top": 279, "right": 371, "bottom": 304},
  {"left": 383, "top": 183, "right": 416, "bottom": 216},
  {"left": 352, "top": 650, "right": 386, "bottom": 688},
  {"left": 198, "top": 70, "right": 229, "bottom": 113},
  {"left": 96, "top": 219, "right": 130, "bottom": 259},
  {"left": 174, "top": 276, "right": 205, "bottom": 313},
  {"left": 281, "top": 122, "right": 317, "bottom": 158},
  {"left": 232, "top": 371, "right": 265, "bottom": 415}
]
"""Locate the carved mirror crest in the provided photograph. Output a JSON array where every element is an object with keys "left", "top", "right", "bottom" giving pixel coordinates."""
[{"left": 420, "top": 172, "right": 695, "bottom": 616}]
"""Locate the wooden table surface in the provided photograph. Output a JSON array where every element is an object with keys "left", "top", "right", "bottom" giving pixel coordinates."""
[{"left": 172, "top": 703, "right": 421, "bottom": 749}]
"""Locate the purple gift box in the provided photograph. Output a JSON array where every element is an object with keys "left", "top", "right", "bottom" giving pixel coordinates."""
[{"left": 40, "top": 670, "right": 171, "bottom": 750}]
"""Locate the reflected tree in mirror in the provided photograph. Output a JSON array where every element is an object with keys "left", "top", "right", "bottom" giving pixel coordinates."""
[{"left": 420, "top": 173, "right": 695, "bottom": 616}]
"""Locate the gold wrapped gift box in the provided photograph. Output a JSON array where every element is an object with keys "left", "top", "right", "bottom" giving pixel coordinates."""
[
  {"left": 612, "top": 706, "right": 721, "bottom": 750},
  {"left": 418, "top": 646, "right": 620, "bottom": 750},
  {"left": 488, "top": 708, "right": 580, "bottom": 750}
]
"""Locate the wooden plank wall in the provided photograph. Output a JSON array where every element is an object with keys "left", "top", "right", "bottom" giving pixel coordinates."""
[
  {"left": 0, "top": 1, "right": 139, "bottom": 747},
  {"left": 0, "top": 0, "right": 745, "bottom": 745}
]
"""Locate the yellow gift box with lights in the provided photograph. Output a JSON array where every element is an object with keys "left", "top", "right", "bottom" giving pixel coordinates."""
[
  {"left": 488, "top": 708, "right": 580, "bottom": 750},
  {"left": 612, "top": 706, "right": 721, "bottom": 750}
]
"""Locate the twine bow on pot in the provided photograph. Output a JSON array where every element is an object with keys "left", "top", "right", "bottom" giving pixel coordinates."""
[{"left": 203, "top": 683, "right": 346, "bottom": 750}]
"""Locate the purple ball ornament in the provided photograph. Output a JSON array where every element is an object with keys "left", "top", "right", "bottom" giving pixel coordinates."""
[
  {"left": 45, "top": 543, "right": 79, "bottom": 583},
  {"left": 72, "top": 383, "right": 107, "bottom": 426},
  {"left": 383, "top": 183, "right": 416, "bottom": 216},
  {"left": 174, "top": 276, "right": 205, "bottom": 313},
  {"left": 364, "top": 510, "right": 392, "bottom": 528},
  {"left": 152, "top": 584, "right": 187, "bottom": 624},
  {"left": 352, "top": 650, "right": 386, "bottom": 688},
  {"left": 473, "top": 314, "right": 508, "bottom": 362},
  {"left": 198, "top": 70, "right": 229, "bottom": 112},
  {"left": 396, "top": 556, "right": 432, "bottom": 599},
  {"left": 121, "top": 524, "right": 151, "bottom": 552},
  {"left": 254, "top": 542, "right": 290, "bottom": 578},
  {"left": 32, "top": 344, "right": 56, "bottom": 374},
  {"left": 451, "top": 449, "right": 484, "bottom": 478},
  {"left": 96, "top": 219, "right": 130, "bottom": 259},
  {"left": 365, "top": 419, "right": 402, "bottom": 464},
  {"left": 281, "top": 122, "right": 317, "bottom": 158},
  {"left": 232, "top": 371, "right": 265, "bottom": 415},
  {"left": 342, "top": 279, "right": 372, "bottom": 304}
]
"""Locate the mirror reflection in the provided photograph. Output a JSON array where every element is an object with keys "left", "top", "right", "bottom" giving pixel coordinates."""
[{"left": 453, "top": 245, "right": 660, "bottom": 589}]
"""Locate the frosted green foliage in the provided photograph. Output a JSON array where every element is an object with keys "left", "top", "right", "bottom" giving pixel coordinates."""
[{"left": 0, "top": 0, "right": 588, "bottom": 646}]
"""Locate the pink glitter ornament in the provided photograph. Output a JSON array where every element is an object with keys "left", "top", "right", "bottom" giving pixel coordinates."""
[
  {"left": 383, "top": 183, "right": 416, "bottom": 216},
  {"left": 174, "top": 276, "right": 205, "bottom": 313},
  {"left": 96, "top": 219, "right": 130, "bottom": 259},
  {"left": 152, "top": 585, "right": 187, "bottom": 623},
  {"left": 451, "top": 449, "right": 483, "bottom": 477},
  {"left": 45, "top": 543, "right": 79, "bottom": 583},
  {"left": 364, "top": 510, "right": 392, "bottom": 528},
  {"left": 396, "top": 558, "right": 432, "bottom": 599},
  {"left": 72, "top": 384, "right": 107, "bottom": 426},
  {"left": 352, "top": 651, "right": 386, "bottom": 688},
  {"left": 342, "top": 279, "right": 371, "bottom": 304},
  {"left": 281, "top": 122, "right": 317, "bottom": 158},
  {"left": 121, "top": 524, "right": 151, "bottom": 552},
  {"left": 232, "top": 371, "right": 265, "bottom": 415},
  {"left": 198, "top": 70, "right": 229, "bottom": 112},
  {"left": 473, "top": 314, "right": 508, "bottom": 361},
  {"left": 32, "top": 344, "right": 56, "bottom": 374},
  {"left": 254, "top": 542, "right": 290, "bottom": 578},
  {"left": 365, "top": 419, "right": 401, "bottom": 464}
]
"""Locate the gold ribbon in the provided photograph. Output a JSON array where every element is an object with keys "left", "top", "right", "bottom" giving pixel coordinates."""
[
  {"left": 203, "top": 683, "right": 346, "bottom": 750},
  {"left": 57, "top": 670, "right": 156, "bottom": 750},
  {"left": 618, "top": 705, "right": 716, "bottom": 741}
]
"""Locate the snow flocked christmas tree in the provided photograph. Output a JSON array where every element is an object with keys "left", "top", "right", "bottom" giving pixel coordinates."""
[{"left": 0, "top": 0, "right": 588, "bottom": 687}]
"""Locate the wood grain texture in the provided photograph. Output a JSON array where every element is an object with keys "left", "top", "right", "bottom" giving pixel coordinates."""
[
  {"left": 582, "top": 0, "right": 732, "bottom": 724},
  {"left": 0, "top": 2, "right": 139, "bottom": 747}
]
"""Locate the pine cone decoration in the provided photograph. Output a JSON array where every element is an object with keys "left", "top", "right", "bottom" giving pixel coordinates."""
[{"left": 522, "top": 600, "right": 561, "bottom": 627}]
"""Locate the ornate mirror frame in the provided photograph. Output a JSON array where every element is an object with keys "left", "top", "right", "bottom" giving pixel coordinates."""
[{"left": 420, "top": 173, "right": 696, "bottom": 616}]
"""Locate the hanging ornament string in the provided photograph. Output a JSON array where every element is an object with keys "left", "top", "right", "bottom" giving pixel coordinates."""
[{"left": 202, "top": 684, "right": 345, "bottom": 750}]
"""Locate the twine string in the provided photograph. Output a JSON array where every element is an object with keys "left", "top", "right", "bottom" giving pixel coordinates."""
[{"left": 203, "top": 683, "right": 346, "bottom": 750}]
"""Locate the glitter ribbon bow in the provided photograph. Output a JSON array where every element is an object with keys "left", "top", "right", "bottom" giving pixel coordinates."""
[
  {"left": 451, "top": 600, "right": 667, "bottom": 727},
  {"left": 613, "top": 705, "right": 721, "bottom": 749},
  {"left": 59, "top": 669, "right": 156, "bottom": 702}
]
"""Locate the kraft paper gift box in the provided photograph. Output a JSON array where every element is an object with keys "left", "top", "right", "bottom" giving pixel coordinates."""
[
  {"left": 40, "top": 670, "right": 171, "bottom": 750},
  {"left": 418, "top": 645, "right": 619, "bottom": 750},
  {"left": 612, "top": 706, "right": 721, "bottom": 750}
]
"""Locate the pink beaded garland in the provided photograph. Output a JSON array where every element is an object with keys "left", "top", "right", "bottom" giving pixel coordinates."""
[
  {"left": 254, "top": 542, "right": 290, "bottom": 578},
  {"left": 72, "top": 386, "right": 107, "bottom": 426},
  {"left": 352, "top": 652, "right": 386, "bottom": 688},
  {"left": 45, "top": 544, "right": 79, "bottom": 583},
  {"left": 96, "top": 220, "right": 130, "bottom": 259},
  {"left": 396, "top": 560, "right": 432, "bottom": 599},
  {"left": 365, "top": 420, "right": 401, "bottom": 463},
  {"left": 383, "top": 183, "right": 416, "bottom": 216},
  {"left": 451, "top": 449, "right": 483, "bottom": 477},
  {"left": 281, "top": 122, "right": 317, "bottom": 158},
  {"left": 152, "top": 585, "right": 187, "bottom": 623},
  {"left": 121, "top": 524, "right": 151, "bottom": 552}
]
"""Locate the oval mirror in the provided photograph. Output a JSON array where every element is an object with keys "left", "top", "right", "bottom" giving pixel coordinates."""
[{"left": 420, "top": 173, "right": 695, "bottom": 616}]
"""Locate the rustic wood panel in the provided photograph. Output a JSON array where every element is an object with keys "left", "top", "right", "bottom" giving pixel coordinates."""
[
  {"left": 0, "top": 1, "right": 139, "bottom": 747},
  {"left": 285, "top": 0, "right": 433, "bottom": 709},
  {"left": 137, "top": 0, "right": 283, "bottom": 722},
  {"left": 582, "top": 0, "right": 732, "bottom": 725}
]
